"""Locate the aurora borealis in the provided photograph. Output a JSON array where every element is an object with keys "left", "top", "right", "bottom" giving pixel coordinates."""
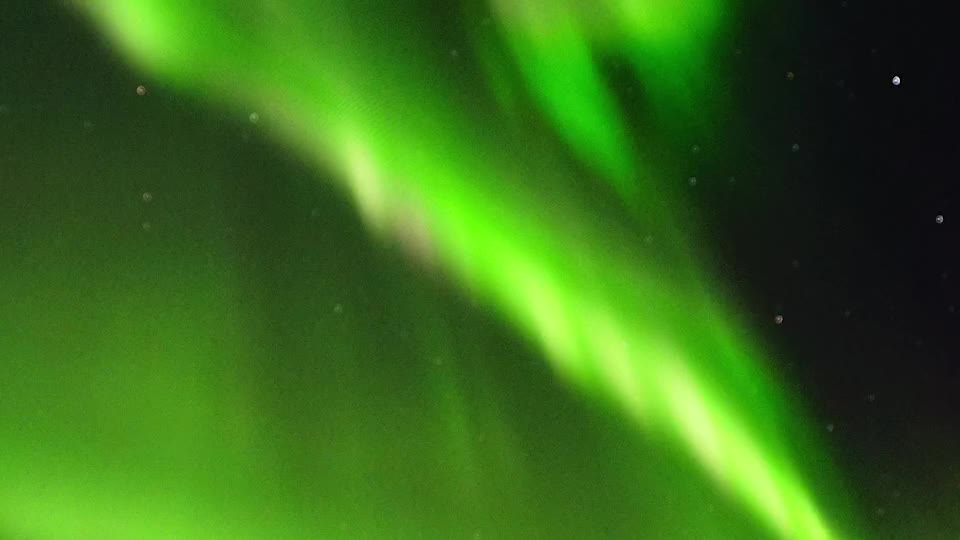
[{"left": 3, "top": 1, "right": 958, "bottom": 539}]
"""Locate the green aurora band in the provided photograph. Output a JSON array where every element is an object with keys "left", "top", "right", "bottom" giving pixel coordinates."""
[{"left": 10, "top": 1, "right": 858, "bottom": 538}]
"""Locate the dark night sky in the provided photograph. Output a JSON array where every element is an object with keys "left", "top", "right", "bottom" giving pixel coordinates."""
[{"left": 717, "top": 0, "right": 960, "bottom": 532}]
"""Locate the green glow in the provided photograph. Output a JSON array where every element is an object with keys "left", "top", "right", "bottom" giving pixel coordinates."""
[
  {"left": 486, "top": 0, "right": 724, "bottom": 195},
  {"left": 9, "top": 1, "right": 858, "bottom": 538}
]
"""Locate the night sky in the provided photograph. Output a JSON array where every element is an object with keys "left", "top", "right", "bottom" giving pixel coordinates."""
[
  {"left": 718, "top": 1, "right": 960, "bottom": 533},
  {"left": 1, "top": 1, "right": 958, "bottom": 539}
]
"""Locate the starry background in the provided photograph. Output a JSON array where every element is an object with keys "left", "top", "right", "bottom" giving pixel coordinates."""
[
  {"left": 1, "top": 1, "right": 958, "bottom": 539},
  {"left": 717, "top": 1, "right": 960, "bottom": 533}
]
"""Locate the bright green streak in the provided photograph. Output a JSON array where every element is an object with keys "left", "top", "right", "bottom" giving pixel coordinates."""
[{"left": 59, "top": 1, "right": 855, "bottom": 539}]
